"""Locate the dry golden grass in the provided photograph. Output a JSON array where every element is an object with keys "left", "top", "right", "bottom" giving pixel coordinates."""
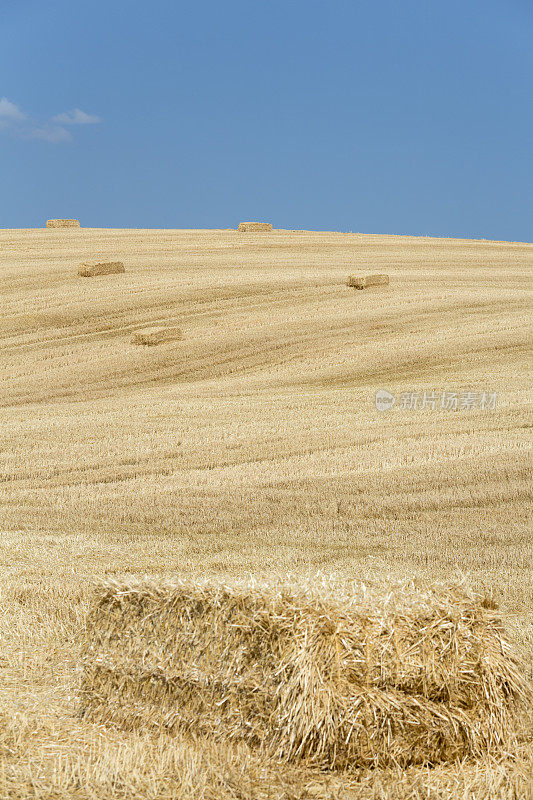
[{"left": 0, "top": 226, "right": 531, "bottom": 798}]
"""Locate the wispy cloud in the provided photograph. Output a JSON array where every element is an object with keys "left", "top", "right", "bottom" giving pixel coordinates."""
[
  {"left": 0, "top": 97, "right": 26, "bottom": 121},
  {"left": 27, "top": 125, "right": 73, "bottom": 143},
  {"left": 52, "top": 108, "right": 101, "bottom": 125},
  {"left": 0, "top": 97, "right": 101, "bottom": 143}
]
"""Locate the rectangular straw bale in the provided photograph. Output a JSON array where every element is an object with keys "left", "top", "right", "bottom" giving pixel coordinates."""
[
  {"left": 78, "top": 261, "right": 125, "bottom": 277},
  {"left": 131, "top": 326, "right": 183, "bottom": 345},
  {"left": 237, "top": 222, "right": 273, "bottom": 232},
  {"left": 46, "top": 219, "right": 80, "bottom": 228},
  {"left": 78, "top": 577, "right": 532, "bottom": 771},
  {"left": 347, "top": 274, "right": 389, "bottom": 289}
]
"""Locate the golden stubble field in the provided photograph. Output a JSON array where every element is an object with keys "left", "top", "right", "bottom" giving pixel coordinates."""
[{"left": 0, "top": 226, "right": 531, "bottom": 798}]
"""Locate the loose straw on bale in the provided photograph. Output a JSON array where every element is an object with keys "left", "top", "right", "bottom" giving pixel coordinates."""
[
  {"left": 347, "top": 274, "right": 389, "bottom": 289},
  {"left": 131, "top": 326, "right": 183, "bottom": 346},
  {"left": 237, "top": 222, "right": 273, "bottom": 232},
  {"left": 78, "top": 261, "right": 125, "bottom": 277},
  {"left": 78, "top": 576, "right": 532, "bottom": 771},
  {"left": 46, "top": 219, "right": 80, "bottom": 228}
]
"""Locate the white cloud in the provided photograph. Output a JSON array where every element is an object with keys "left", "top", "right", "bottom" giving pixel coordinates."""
[
  {"left": 0, "top": 98, "right": 100, "bottom": 143},
  {"left": 52, "top": 108, "right": 101, "bottom": 125},
  {"left": 0, "top": 97, "right": 26, "bottom": 121}
]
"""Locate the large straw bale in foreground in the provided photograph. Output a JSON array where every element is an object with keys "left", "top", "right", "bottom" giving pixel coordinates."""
[
  {"left": 46, "top": 219, "right": 80, "bottom": 228},
  {"left": 78, "top": 261, "right": 125, "bottom": 277},
  {"left": 237, "top": 221, "right": 273, "bottom": 232},
  {"left": 131, "top": 326, "right": 183, "bottom": 345},
  {"left": 79, "top": 577, "right": 531, "bottom": 770},
  {"left": 347, "top": 273, "right": 389, "bottom": 289}
]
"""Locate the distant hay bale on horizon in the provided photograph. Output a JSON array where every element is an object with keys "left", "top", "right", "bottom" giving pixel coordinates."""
[
  {"left": 78, "top": 261, "right": 125, "bottom": 277},
  {"left": 46, "top": 219, "right": 80, "bottom": 228},
  {"left": 237, "top": 221, "right": 274, "bottom": 232},
  {"left": 131, "top": 325, "right": 183, "bottom": 346},
  {"left": 78, "top": 576, "right": 532, "bottom": 772},
  {"left": 347, "top": 273, "right": 389, "bottom": 289}
]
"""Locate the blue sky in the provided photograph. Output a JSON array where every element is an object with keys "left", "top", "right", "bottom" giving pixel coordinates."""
[{"left": 1, "top": 0, "right": 531, "bottom": 240}]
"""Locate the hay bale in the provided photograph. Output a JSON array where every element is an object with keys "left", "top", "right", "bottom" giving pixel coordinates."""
[
  {"left": 347, "top": 274, "right": 389, "bottom": 289},
  {"left": 78, "top": 261, "right": 125, "bottom": 277},
  {"left": 237, "top": 222, "right": 273, "bottom": 232},
  {"left": 78, "top": 576, "right": 532, "bottom": 771},
  {"left": 131, "top": 326, "right": 183, "bottom": 346},
  {"left": 347, "top": 276, "right": 366, "bottom": 289},
  {"left": 46, "top": 219, "right": 80, "bottom": 228}
]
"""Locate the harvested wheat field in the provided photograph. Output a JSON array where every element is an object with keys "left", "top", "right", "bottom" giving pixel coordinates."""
[{"left": 0, "top": 226, "right": 532, "bottom": 799}]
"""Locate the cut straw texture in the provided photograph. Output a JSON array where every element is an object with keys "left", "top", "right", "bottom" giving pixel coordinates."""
[
  {"left": 78, "top": 261, "right": 125, "bottom": 277},
  {"left": 78, "top": 576, "right": 532, "bottom": 771},
  {"left": 347, "top": 274, "right": 389, "bottom": 289},
  {"left": 238, "top": 222, "right": 274, "bottom": 232},
  {"left": 46, "top": 219, "right": 80, "bottom": 228},
  {"left": 131, "top": 326, "right": 183, "bottom": 345}
]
